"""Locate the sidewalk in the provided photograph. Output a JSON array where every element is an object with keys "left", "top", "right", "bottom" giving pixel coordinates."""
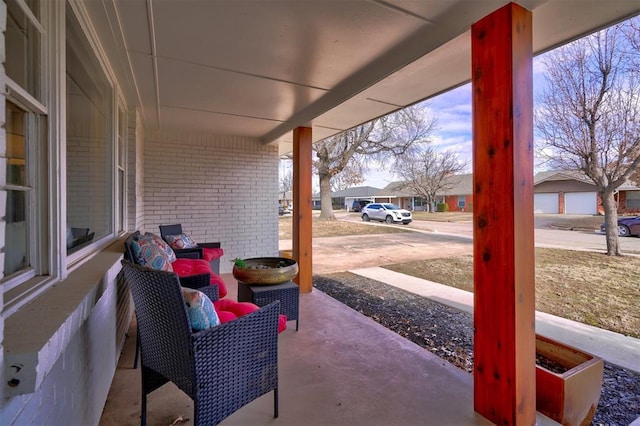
[{"left": 351, "top": 267, "right": 640, "bottom": 373}]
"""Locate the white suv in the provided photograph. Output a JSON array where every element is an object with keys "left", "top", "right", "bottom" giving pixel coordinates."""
[{"left": 361, "top": 203, "right": 412, "bottom": 225}]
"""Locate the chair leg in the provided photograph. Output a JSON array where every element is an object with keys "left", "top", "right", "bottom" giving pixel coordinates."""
[
  {"left": 274, "top": 388, "right": 279, "bottom": 418},
  {"left": 141, "top": 387, "right": 147, "bottom": 426},
  {"left": 133, "top": 330, "right": 140, "bottom": 369}
]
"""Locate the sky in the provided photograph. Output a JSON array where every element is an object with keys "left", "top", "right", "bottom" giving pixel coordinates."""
[{"left": 362, "top": 56, "right": 549, "bottom": 188}]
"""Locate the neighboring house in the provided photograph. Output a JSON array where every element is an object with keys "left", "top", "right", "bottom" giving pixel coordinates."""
[
  {"left": 343, "top": 172, "right": 640, "bottom": 215},
  {"left": 378, "top": 182, "right": 420, "bottom": 211},
  {"left": 435, "top": 174, "right": 474, "bottom": 213},
  {"left": 314, "top": 186, "right": 380, "bottom": 211},
  {"left": 534, "top": 171, "right": 640, "bottom": 215},
  {"left": 279, "top": 190, "right": 293, "bottom": 209},
  {"left": 377, "top": 175, "right": 473, "bottom": 212}
]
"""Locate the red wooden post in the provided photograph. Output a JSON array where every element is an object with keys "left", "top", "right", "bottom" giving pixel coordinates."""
[
  {"left": 293, "top": 126, "right": 313, "bottom": 293},
  {"left": 472, "top": 3, "right": 536, "bottom": 424}
]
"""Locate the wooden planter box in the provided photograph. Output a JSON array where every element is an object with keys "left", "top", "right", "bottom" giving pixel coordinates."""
[{"left": 535, "top": 334, "right": 604, "bottom": 426}]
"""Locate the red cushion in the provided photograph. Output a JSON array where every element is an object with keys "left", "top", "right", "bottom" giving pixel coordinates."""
[
  {"left": 213, "top": 300, "right": 287, "bottom": 333},
  {"left": 202, "top": 247, "right": 224, "bottom": 262},
  {"left": 215, "top": 310, "right": 238, "bottom": 323},
  {"left": 277, "top": 314, "right": 288, "bottom": 333},
  {"left": 171, "top": 258, "right": 228, "bottom": 298}
]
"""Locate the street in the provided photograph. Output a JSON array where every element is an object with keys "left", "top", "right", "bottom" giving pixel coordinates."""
[{"left": 336, "top": 211, "right": 640, "bottom": 251}]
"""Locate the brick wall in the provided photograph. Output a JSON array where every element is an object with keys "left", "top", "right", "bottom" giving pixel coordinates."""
[
  {"left": 444, "top": 195, "right": 473, "bottom": 212},
  {"left": 144, "top": 131, "right": 279, "bottom": 273}
]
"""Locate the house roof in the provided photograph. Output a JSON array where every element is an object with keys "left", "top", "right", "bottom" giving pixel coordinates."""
[
  {"left": 381, "top": 175, "right": 474, "bottom": 197},
  {"left": 533, "top": 170, "right": 593, "bottom": 185},
  {"left": 86, "top": 1, "right": 639, "bottom": 156},
  {"left": 438, "top": 174, "right": 474, "bottom": 196},
  {"left": 328, "top": 186, "right": 382, "bottom": 198},
  {"left": 534, "top": 170, "right": 640, "bottom": 191}
]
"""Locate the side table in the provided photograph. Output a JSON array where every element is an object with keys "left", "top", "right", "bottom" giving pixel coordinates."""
[{"left": 237, "top": 280, "right": 299, "bottom": 331}]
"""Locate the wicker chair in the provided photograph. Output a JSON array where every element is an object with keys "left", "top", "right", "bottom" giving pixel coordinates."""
[
  {"left": 159, "top": 224, "right": 223, "bottom": 274},
  {"left": 121, "top": 260, "right": 280, "bottom": 426}
]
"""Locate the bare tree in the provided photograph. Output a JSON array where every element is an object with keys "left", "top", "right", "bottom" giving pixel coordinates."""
[
  {"left": 313, "top": 105, "right": 437, "bottom": 220},
  {"left": 330, "top": 162, "right": 366, "bottom": 192},
  {"left": 279, "top": 159, "right": 293, "bottom": 207},
  {"left": 394, "top": 147, "right": 469, "bottom": 212},
  {"left": 535, "top": 18, "right": 640, "bottom": 256}
]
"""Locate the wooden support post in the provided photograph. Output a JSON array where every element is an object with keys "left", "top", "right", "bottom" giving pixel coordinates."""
[
  {"left": 471, "top": 3, "right": 536, "bottom": 424},
  {"left": 292, "top": 127, "right": 313, "bottom": 293}
]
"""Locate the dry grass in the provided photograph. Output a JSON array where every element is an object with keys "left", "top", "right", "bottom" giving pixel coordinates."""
[
  {"left": 383, "top": 249, "right": 640, "bottom": 338},
  {"left": 278, "top": 216, "right": 411, "bottom": 239},
  {"left": 411, "top": 211, "right": 474, "bottom": 222}
]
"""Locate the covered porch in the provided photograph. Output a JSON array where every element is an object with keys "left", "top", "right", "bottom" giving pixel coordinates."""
[
  {"left": 2, "top": 1, "right": 639, "bottom": 425},
  {"left": 99, "top": 274, "right": 547, "bottom": 425}
]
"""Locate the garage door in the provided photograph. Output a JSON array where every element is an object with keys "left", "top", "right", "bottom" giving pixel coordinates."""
[
  {"left": 534, "top": 193, "right": 558, "bottom": 214},
  {"left": 565, "top": 192, "right": 597, "bottom": 214}
]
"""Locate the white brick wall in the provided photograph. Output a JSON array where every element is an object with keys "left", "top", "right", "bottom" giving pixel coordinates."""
[{"left": 144, "top": 131, "right": 280, "bottom": 273}]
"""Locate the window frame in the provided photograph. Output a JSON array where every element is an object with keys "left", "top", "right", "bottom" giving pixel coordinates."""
[
  {"left": 3, "top": 0, "right": 129, "bottom": 316},
  {"left": 2, "top": 0, "right": 52, "bottom": 316},
  {"left": 457, "top": 196, "right": 466, "bottom": 209}
]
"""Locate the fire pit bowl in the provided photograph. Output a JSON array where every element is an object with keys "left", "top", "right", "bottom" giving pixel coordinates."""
[{"left": 232, "top": 257, "right": 298, "bottom": 285}]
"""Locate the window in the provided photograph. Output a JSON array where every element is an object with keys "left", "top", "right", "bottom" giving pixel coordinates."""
[
  {"left": 3, "top": 0, "right": 47, "bottom": 298},
  {"left": 66, "top": 6, "right": 114, "bottom": 255},
  {"left": 458, "top": 196, "right": 466, "bottom": 209},
  {"left": 627, "top": 191, "right": 640, "bottom": 210},
  {"left": 5, "top": 102, "right": 30, "bottom": 278},
  {"left": 3, "top": 1, "right": 127, "bottom": 314},
  {"left": 6, "top": 0, "right": 42, "bottom": 100}
]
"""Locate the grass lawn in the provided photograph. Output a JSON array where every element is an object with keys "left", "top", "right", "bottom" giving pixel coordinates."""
[
  {"left": 383, "top": 249, "right": 640, "bottom": 339},
  {"left": 278, "top": 216, "right": 411, "bottom": 239},
  {"left": 411, "top": 211, "right": 474, "bottom": 222}
]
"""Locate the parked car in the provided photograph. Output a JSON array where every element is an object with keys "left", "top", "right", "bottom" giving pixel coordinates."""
[
  {"left": 361, "top": 203, "right": 412, "bottom": 224},
  {"left": 600, "top": 215, "right": 640, "bottom": 237},
  {"left": 351, "top": 200, "right": 370, "bottom": 212},
  {"left": 278, "top": 205, "right": 291, "bottom": 216}
]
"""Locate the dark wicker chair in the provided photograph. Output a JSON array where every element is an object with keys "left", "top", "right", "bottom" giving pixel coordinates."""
[
  {"left": 159, "top": 224, "right": 222, "bottom": 274},
  {"left": 121, "top": 260, "right": 280, "bottom": 426},
  {"left": 124, "top": 231, "right": 212, "bottom": 290}
]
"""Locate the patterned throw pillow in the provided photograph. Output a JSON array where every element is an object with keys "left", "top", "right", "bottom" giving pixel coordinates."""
[
  {"left": 164, "top": 233, "right": 199, "bottom": 250},
  {"left": 182, "top": 287, "right": 220, "bottom": 331},
  {"left": 131, "top": 236, "right": 173, "bottom": 272},
  {"left": 144, "top": 232, "right": 177, "bottom": 262}
]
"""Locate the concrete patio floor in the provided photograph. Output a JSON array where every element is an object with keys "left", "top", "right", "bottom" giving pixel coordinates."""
[{"left": 100, "top": 275, "right": 500, "bottom": 426}]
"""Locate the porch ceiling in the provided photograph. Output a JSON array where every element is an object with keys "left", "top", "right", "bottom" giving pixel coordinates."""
[{"left": 87, "top": 1, "right": 639, "bottom": 155}]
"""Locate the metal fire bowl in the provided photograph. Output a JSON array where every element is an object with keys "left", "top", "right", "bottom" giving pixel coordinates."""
[{"left": 232, "top": 257, "right": 298, "bottom": 285}]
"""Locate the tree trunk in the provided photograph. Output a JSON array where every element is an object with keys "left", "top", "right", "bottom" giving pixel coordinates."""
[
  {"left": 318, "top": 171, "right": 335, "bottom": 220},
  {"left": 602, "top": 190, "right": 621, "bottom": 256}
]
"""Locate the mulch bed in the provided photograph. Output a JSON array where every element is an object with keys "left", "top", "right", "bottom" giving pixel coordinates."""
[{"left": 313, "top": 273, "right": 640, "bottom": 426}]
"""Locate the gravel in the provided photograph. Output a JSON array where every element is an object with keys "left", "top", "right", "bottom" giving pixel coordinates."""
[{"left": 314, "top": 273, "right": 640, "bottom": 426}]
